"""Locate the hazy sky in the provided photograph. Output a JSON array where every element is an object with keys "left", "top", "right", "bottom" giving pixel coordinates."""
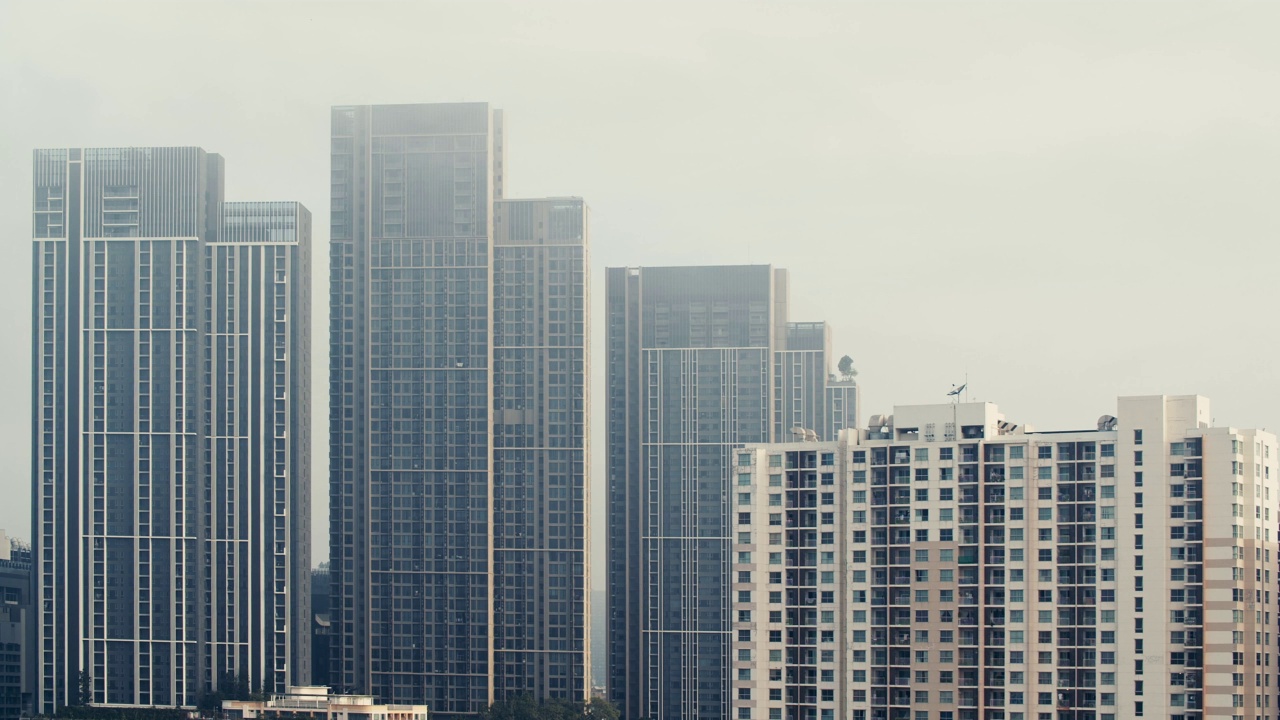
[{"left": 3, "top": 2, "right": 1279, "bottom": 580}]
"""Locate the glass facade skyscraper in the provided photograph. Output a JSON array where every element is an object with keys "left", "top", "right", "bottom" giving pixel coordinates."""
[
  {"left": 31, "top": 148, "right": 311, "bottom": 712},
  {"left": 328, "top": 104, "right": 587, "bottom": 717},
  {"left": 606, "top": 266, "right": 857, "bottom": 720}
]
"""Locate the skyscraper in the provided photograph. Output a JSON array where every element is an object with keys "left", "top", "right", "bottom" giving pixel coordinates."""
[
  {"left": 492, "top": 198, "right": 589, "bottom": 701},
  {"left": 606, "top": 266, "right": 855, "bottom": 720},
  {"left": 731, "top": 396, "right": 1275, "bottom": 720},
  {"left": 31, "top": 148, "right": 311, "bottom": 712},
  {"left": 209, "top": 201, "right": 313, "bottom": 693},
  {"left": 328, "top": 104, "right": 588, "bottom": 716}
]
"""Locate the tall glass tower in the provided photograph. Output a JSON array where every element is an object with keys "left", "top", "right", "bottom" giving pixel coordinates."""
[
  {"left": 31, "top": 148, "right": 311, "bottom": 712},
  {"left": 328, "top": 104, "right": 587, "bottom": 717},
  {"left": 606, "top": 266, "right": 856, "bottom": 720}
]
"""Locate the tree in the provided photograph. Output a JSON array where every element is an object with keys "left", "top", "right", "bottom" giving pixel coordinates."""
[
  {"left": 483, "top": 696, "right": 620, "bottom": 720},
  {"left": 76, "top": 671, "right": 92, "bottom": 706},
  {"left": 837, "top": 355, "right": 857, "bottom": 381},
  {"left": 584, "top": 697, "right": 620, "bottom": 720}
]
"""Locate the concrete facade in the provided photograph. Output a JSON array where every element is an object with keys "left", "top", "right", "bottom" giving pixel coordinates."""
[{"left": 731, "top": 396, "right": 1276, "bottom": 720}]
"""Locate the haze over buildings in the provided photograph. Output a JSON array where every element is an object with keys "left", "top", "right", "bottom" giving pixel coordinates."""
[
  {"left": 3, "top": 3, "right": 1280, "bottom": 719},
  {"left": 328, "top": 103, "right": 588, "bottom": 716}
]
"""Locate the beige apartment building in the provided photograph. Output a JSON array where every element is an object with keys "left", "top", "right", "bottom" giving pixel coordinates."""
[{"left": 730, "top": 396, "right": 1277, "bottom": 720}]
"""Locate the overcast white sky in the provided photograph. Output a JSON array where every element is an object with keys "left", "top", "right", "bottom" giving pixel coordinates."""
[{"left": 3, "top": 2, "right": 1279, "bottom": 582}]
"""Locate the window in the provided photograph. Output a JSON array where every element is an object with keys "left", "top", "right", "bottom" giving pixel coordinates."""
[
  {"left": 739, "top": 453, "right": 752, "bottom": 466},
  {"left": 1134, "top": 451, "right": 1143, "bottom": 466},
  {"left": 1133, "top": 429, "right": 1143, "bottom": 445},
  {"left": 1010, "top": 446, "right": 1024, "bottom": 460},
  {"left": 915, "top": 448, "right": 929, "bottom": 461},
  {"left": 940, "top": 448, "right": 954, "bottom": 460}
]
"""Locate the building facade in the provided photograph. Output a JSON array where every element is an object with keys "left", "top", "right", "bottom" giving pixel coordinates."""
[
  {"left": 731, "top": 396, "right": 1277, "bottom": 720},
  {"left": 0, "top": 532, "right": 34, "bottom": 720},
  {"left": 606, "top": 266, "right": 856, "bottom": 720},
  {"left": 328, "top": 104, "right": 587, "bottom": 716},
  {"left": 492, "top": 198, "right": 589, "bottom": 701},
  {"left": 209, "top": 201, "right": 313, "bottom": 693},
  {"left": 31, "top": 148, "right": 311, "bottom": 712}
]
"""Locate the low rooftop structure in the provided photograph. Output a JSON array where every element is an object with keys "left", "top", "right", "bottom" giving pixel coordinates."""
[{"left": 223, "top": 686, "right": 428, "bottom": 720}]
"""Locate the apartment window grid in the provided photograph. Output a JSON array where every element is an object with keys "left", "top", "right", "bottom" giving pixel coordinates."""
[{"left": 733, "top": 406, "right": 1280, "bottom": 720}]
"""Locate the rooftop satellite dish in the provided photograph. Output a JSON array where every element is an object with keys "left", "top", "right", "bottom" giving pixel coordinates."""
[{"left": 1097, "top": 415, "right": 1118, "bottom": 431}]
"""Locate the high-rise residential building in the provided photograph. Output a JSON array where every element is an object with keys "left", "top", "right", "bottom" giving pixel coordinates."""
[
  {"left": 311, "top": 564, "right": 331, "bottom": 689},
  {"left": 730, "top": 396, "right": 1276, "bottom": 720},
  {"left": 492, "top": 198, "right": 589, "bottom": 701},
  {"left": 606, "top": 266, "right": 856, "bottom": 720},
  {"left": 209, "top": 201, "right": 313, "bottom": 692},
  {"left": 0, "top": 531, "right": 34, "bottom": 719},
  {"left": 31, "top": 148, "right": 311, "bottom": 712},
  {"left": 775, "top": 322, "right": 859, "bottom": 442},
  {"left": 328, "top": 103, "right": 587, "bottom": 717}
]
